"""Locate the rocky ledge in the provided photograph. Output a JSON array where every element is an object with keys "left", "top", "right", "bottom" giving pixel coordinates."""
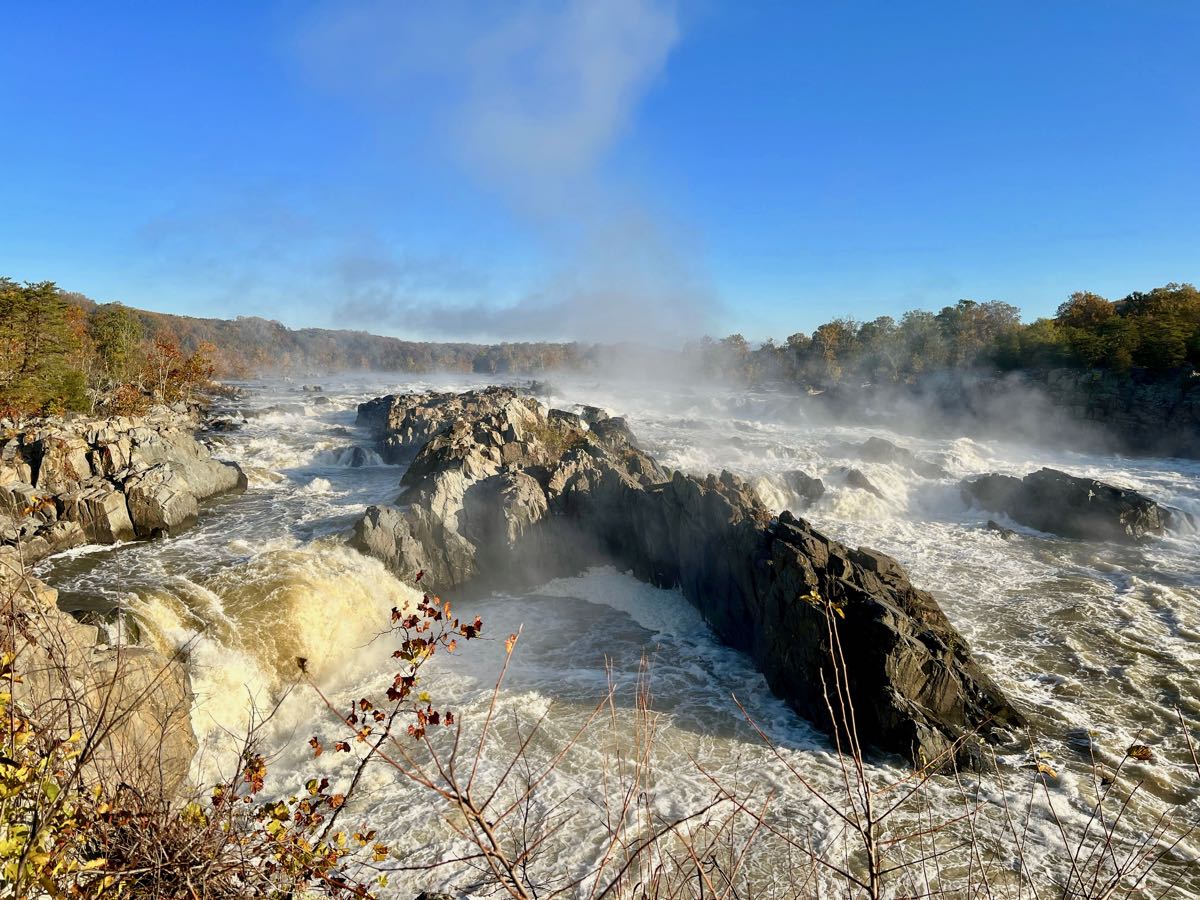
[
  {"left": 0, "top": 546, "right": 197, "bottom": 796},
  {"left": 350, "top": 388, "right": 1022, "bottom": 767},
  {"left": 1, "top": 407, "right": 247, "bottom": 561},
  {"left": 961, "top": 468, "right": 1177, "bottom": 543}
]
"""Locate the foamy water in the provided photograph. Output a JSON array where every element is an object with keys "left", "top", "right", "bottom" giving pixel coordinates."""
[{"left": 35, "top": 374, "right": 1200, "bottom": 896}]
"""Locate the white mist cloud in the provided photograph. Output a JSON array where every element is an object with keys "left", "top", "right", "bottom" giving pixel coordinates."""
[
  {"left": 298, "top": 0, "right": 679, "bottom": 212},
  {"left": 288, "top": 0, "right": 719, "bottom": 343}
]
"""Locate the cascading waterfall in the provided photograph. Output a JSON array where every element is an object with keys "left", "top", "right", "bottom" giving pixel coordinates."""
[{"left": 34, "top": 373, "right": 1200, "bottom": 896}]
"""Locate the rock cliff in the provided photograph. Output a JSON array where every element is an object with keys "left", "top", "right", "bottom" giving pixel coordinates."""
[
  {"left": 351, "top": 389, "right": 1023, "bottom": 766},
  {"left": 0, "top": 407, "right": 247, "bottom": 560}
]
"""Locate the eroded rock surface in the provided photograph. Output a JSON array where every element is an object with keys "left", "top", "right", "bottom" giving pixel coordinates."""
[
  {"left": 352, "top": 389, "right": 1023, "bottom": 766},
  {"left": 0, "top": 408, "right": 247, "bottom": 559},
  {"left": 0, "top": 547, "right": 197, "bottom": 797},
  {"left": 962, "top": 468, "right": 1173, "bottom": 543}
]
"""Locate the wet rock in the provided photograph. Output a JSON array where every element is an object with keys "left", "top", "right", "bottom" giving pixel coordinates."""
[
  {"left": 962, "top": 468, "right": 1172, "bottom": 543},
  {"left": 844, "top": 467, "right": 885, "bottom": 499},
  {"left": 351, "top": 390, "right": 1023, "bottom": 766},
  {"left": 342, "top": 446, "right": 374, "bottom": 468},
  {"left": 858, "top": 436, "right": 949, "bottom": 479},
  {"left": 782, "top": 470, "right": 825, "bottom": 506},
  {"left": 986, "top": 520, "right": 1018, "bottom": 539}
]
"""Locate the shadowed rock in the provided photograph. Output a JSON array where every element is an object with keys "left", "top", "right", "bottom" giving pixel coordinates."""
[
  {"left": 351, "top": 390, "right": 1023, "bottom": 767},
  {"left": 843, "top": 467, "right": 886, "bottom": 499},
  {"left": 782, "top": 470, "right": 826, "bottom": 506},
  {"left": 858, "top": 436, "right": 949, "bottom": 479},
  {"left": 962, "top": 468, "right": 1172, "bottom": 543}
]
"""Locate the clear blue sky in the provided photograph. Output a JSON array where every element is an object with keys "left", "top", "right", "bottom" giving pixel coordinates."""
[{"left": 2, "top": 1, "right": 1197, "bottom": 342}]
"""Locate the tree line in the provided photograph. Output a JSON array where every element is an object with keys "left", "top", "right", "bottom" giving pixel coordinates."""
[
  {"left": 689, "top": 283, "right": 1200, "bottom": 387},
  {"left": 3, "top": 277, "right": 1197, "bottom": 418},
  {"left": 0, "top": 278, "right": 215, "bottom": 419}
]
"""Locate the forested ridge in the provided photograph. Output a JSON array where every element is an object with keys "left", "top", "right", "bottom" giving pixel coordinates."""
[
  {"left": 692, "top": 283, "right": 1200, "bottom": 386},
  {"left": 2, "top": 277, "right": 1197, "bottom": 419}
]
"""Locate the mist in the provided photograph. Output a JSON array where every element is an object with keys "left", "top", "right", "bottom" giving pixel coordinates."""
[{"left": 281, "top": 0, "right": 716, "bottom": 344}]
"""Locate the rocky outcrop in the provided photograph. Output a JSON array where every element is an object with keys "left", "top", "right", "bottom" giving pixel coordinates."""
[
  {"left": 961, "top": 468, "right": 1173, "bottom": 543},
  {"left": 0, "top": 408, "right": 247, "bottom": 559},
  {"left": 351, "top": 390, "right": 1023, "bottom": 766},
  {"left": 782, "top": 470, "right": 826, "bottom": 506},
  {"left": 856, "top": 437, "right": 949, "bottom": 479},
  {"left": 843, "top": 467, "right": 885, "bottom": 499},
  {"left": 357, "top": 388, "right": 525, "bottom": 464},
  {"left": 0, "top": 547, "right": 197, "bottom": 797}
]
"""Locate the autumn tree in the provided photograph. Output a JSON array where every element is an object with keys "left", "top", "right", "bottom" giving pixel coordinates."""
[
  {"left": 89, "top": 302, "right": 144, "bottom": 383},
  {"left": 0, "top": 279, "right": 88, "bottom": 417}
]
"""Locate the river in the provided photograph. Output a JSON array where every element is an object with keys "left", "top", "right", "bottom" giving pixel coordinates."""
[{"left": 35, "top": 374, "right": 1200, "bottom": 897}]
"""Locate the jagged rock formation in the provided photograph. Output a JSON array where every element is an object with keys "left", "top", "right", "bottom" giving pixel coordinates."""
[
  {"left": 962, "top": 468, "right": 1174, "bottom": 543},
  {"left": 352, "top": 389, "right": 1022, "bottom": 766},
  {"left": 0, "top": 546, "right": 197, "bottom": 796},
  {"left": 0, "top": 408, "right": 247, "bottom": 560}
]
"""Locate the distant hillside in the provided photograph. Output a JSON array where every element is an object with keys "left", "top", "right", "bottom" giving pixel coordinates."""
[{"left": 60, "top": 293, "right": 591, "bottom": 377}]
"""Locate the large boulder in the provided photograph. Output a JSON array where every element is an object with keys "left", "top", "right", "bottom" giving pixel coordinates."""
[
  {"left": 351, "top": 390, "right": 1022, "bottom": 766},
  {"left": 125, "top": 464, "right": 201, "bottom": 538},
  {"left": 961, "top": 467, "right": 1173, "bottom": 543},
  {"left": 59, "top": 480, "right": 137, "bottom": 544},
  {"left": 357, "top": 388, "right": 522, "bottom": 464},
  {"left": 30, "top": 434, "right": 94, "bottom": 493}
]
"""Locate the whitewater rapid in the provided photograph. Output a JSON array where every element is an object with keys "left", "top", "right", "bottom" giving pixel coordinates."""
[{"left": 35, "top": 374, "right": 1200, "bottom": 896}]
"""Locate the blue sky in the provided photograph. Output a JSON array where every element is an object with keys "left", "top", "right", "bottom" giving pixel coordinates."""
[{"left": 2, "top": 1, "right": 1197, "bottom": 342}]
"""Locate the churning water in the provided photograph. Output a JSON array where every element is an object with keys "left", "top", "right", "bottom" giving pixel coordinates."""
[{"left": 35, "top": 374, "right": 1200, "bottom": 896}]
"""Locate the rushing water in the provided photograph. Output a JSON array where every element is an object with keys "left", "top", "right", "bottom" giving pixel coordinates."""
[{"left": 36, "top": 374, "right": 1200, "bottom": 896}]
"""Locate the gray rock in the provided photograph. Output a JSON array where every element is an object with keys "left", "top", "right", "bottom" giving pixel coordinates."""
[
  {"left": 350, "top": 390, "right": 1022, "bottom": 767},
  {"left": 0, "top": 409, "right": 248, "bottom": 558},
  {"left": 962, "top": 467, "right": 1172, "bottom": 543},
  {"left": 844, "top": 467, "right": 885, "bottom": 499},
  {"left": 782, "top": 470, "right": 826, "bottom": 506},
  {"left": 858, "top": 436, "right": 949, "bottom": 479},
  {"left": 125, "top": 464, "right": 200, "bottom": 537},
  {"left": 60, "top": 480, "right": 136, "bottom": 544}
]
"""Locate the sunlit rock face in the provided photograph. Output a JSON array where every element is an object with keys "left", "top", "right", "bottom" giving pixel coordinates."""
[
  {"left": 0, "top": 546, "right": 198, "bottom": 798},
  {"left": 352, "top": 389, "right": 1023, "bottom": 767},
  {"left": 0, "top": 409, "right": 247, "bottom": 558}
]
